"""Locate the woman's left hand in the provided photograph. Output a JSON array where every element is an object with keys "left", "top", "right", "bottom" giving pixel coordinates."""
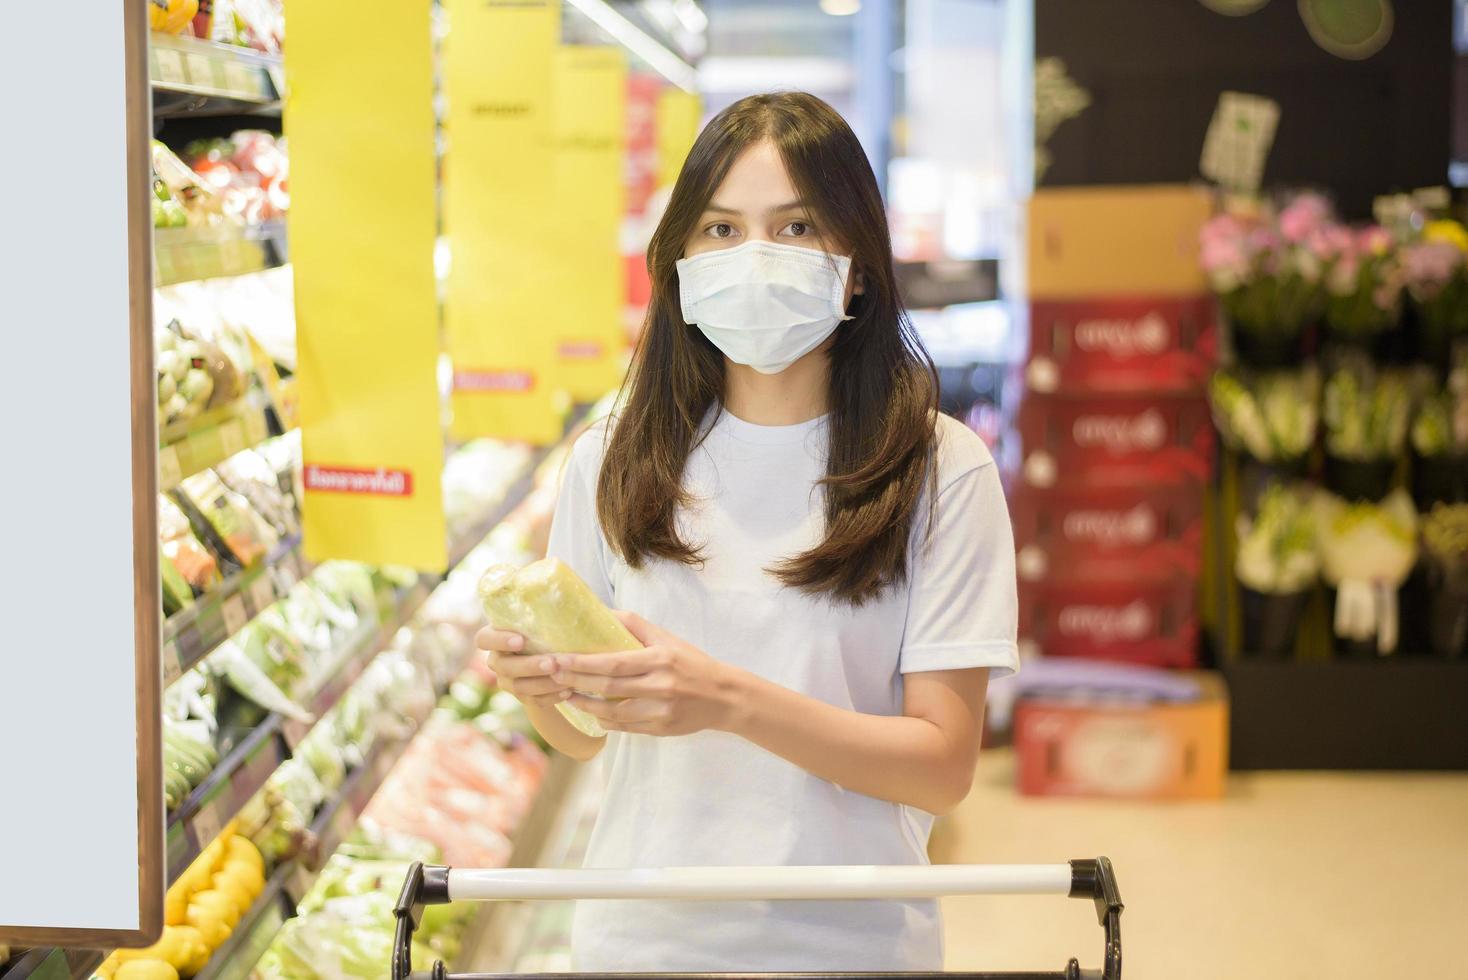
[{"left": 551, "top": 612, "right": 743, "bottom": 736}]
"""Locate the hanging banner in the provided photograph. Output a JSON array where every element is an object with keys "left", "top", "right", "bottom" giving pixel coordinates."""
[
  {"left": 624, "top": 74, "right": 661, "bottom": 325},
  {"left": 443, "top": 0, "right": 564, "bottom": 444},
  {"left": 550, "top": 45, "right": 629, "bottom": 400},
  {"left": 656, "top": 89, "right": 704, "bottom": 191},
  {"left": 288, "top": 0, "right": 447, "bottom": 569}
]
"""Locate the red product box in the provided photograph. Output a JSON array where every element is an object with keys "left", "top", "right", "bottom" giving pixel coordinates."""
[
  {"left": 1016, "top": 392, "right": 1214, "bottom": 488},
  {"left": 1018, "top": 578, "right": 1199, "bottom": 668},
  {"left": 1011, "top": 482, "right": 1204, "bottom": 582},
  {"left": 1026, "top": 296, "right": 1217, "bottom": 395},
  {"left": 1014, "top": 671, "right": 1228, "bottom": 799}
]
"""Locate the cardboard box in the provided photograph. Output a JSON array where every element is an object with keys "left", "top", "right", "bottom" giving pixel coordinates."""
[
  {"left": 1014, "top": 671, "right": 1229, "bottom": 799},
  {"left": 1028, "top": 184, "right": 1215, "bottom": 299},
  {"left": 1017, "top": 392, "right": 1215, "bottom": 488},
  {"left": 1026, "top": 295, "right": 1217, "bottom": 395},
  {"left": 1019, "top": 577, "right": 1199, "bottom": 668},
  {"left": 1011, "top": 482, "right": 1204, "bottom": 582}
]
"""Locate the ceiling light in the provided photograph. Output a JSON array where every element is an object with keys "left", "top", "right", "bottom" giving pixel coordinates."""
[
  {"left": 564, "top": 0, "right": 699, "bottom": 90},
  {"left": 820, "top": 0, "right": 862, "bottom": 15}
]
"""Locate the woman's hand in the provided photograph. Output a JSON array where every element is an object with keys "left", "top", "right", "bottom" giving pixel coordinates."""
[
  {"left": 474, "top": 626, "right": 574, "bottom": 711},
  {"left": 552, "top": 612, "right": 745, "bottom": 736}
]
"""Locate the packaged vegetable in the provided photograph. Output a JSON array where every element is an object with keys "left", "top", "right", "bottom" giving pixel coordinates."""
[
  {"left": 160, "top": 495, "right": 222, "bottom": 593},
  {"left": 477, "top": 558, "right": 639, "bottom": 737},
  {"left": 213, "top": 641, "right": 313, "bottom": 722},
  {"left": 179, "top": 470, "right": 278, "bottom": 565}
]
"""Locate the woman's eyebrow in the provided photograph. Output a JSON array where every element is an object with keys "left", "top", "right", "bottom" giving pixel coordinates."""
[{"left": 702, "top": 200, "right": 809, "bottom": 216}]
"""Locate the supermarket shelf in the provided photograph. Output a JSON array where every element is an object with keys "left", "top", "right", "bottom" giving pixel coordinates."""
[
  {"left": 167, "top": 716, "right": 285, "bottom": 882},
  {"left": 163, "top": 534, "right": 308, "bottom": 686},
  {"left": 150, "top": 33, "right": 283, "bottom": 119},
  {"left": 154, "top": 220, "right": 288, "bottom": 287},
  {"left": 159, "top": 394, "right": 273, "bottom": 491}
]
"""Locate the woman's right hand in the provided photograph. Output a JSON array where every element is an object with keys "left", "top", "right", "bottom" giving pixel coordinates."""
[{"left": 475, "top": 627, "right": 574, "bottom": 710}]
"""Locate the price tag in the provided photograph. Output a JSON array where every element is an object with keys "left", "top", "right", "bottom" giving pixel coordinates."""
[
  {"left": 250, "top": 574, "right": 277, "bottom": 614},
  {"left": 220, "top": 420, "right": 246, "bottom": 458},
  {"left": 159, "top": 444, "right": 183, "bottom": 488},
  {"left": 192, "top": 799, "right": 225, "bottom": 847},
  {"left": 222, "top": 595, "right": 249, "bottom": 636},
  {"left": 154, "top": 49, "right": 187, "bottom": 86},
  {"left": 225, "top": 61, "right": 258, "bottom": 98},
  {"left": 162, "top": 640, "right": 184, "bottom": 687},
  {"left": 185, "top": 52, "right": 219, "bottom": 90}
]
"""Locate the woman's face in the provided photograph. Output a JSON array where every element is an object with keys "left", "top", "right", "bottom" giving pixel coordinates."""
[{"left": 683, "top": 139, "right": 861, "bottom": 306}]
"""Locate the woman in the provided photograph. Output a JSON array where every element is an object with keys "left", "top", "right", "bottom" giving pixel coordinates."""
[{"left": 476, "top": 92, "right": 1018, "bottom": 972}]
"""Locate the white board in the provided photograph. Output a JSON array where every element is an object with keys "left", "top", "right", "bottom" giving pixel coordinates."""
[{"left": 0, "top": 0, "right": 161, "bottom": 946}]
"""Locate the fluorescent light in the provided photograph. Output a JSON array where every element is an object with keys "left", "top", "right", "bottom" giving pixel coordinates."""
[
  {"left": 820, "top": 0, "right": 861, "bottom": 15},
  {"left": 698, "top": 56, "right": 854, "bottom": 92},
  {"left": 674, "top": 0, "right": 709, "bottom": 33},
  {"left": 564, "top": 0, "right": 699, "bottom": 91}
]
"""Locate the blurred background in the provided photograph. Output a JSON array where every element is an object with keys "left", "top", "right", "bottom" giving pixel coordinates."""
[{"left": 2, "top": 2, "right": 1466, "bottom": 980}]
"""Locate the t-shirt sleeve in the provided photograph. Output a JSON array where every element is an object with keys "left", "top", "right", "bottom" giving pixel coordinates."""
[
  {"left": 899, "top": 457, "right": 1020, "bottom": 678},
  {"left": 544, "top": 428, "right": 615, "bottom": 607}
]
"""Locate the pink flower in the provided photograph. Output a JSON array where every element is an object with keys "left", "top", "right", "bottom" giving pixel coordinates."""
[
  {"left": 1328, "top": 253, "right": 1361, "bottom": 296},
  {"left": 1200, "top": 234, "right": 1248, "bottom": 276},
  {"left": 1279, "top": 194, "right": 1332, "bottom": 243},
  {"left": 1306, "top": 223, "right": 1354, "bottom": 262},
  {"left": 1357, "top": 225, "right": 1395, "bottom": 257}
]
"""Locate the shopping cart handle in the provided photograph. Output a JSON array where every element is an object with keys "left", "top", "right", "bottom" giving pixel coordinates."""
[{"left": 392, "top": 859, "right": 1123, "bottom": 980}]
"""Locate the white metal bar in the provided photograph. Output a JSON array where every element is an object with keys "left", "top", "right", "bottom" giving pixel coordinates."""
[{"left": 447, "top": 865, "right": 1073, "bottom": 902}]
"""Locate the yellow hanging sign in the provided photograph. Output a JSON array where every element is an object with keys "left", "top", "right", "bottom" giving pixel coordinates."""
[
  {"left": 550, "top": 45, "right": 629, "bottom": 400},
  {"left": 442, "top": 0, "right": 565, "bottom": 444},
  {"left": 656, "top": 89, "right": 703, "bottom": 190},
  {"left": 287, "top": 0, "right": 447, "bottom": 570}
]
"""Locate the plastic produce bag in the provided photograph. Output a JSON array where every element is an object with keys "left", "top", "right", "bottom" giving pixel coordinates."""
[
  {"left": 213, "top": 642, "right": 313, "bottom": 722},
  {"left": 179, "top": 470, "right": 279, "bottom": 566},
  {"left": 477, "top": 558, "right": 641, "bottom": 737},
  {"left": 159, "top": 495, "right": 222, "bottom": 593}
]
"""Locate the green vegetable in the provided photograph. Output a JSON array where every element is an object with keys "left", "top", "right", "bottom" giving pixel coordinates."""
[{"left": 161, "top": 556, "right": 193, "bottom": 616}]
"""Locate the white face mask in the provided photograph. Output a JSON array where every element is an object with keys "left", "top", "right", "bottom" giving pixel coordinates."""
[{"left": 676, "top": 240, "right": 854, "bottom": 375}]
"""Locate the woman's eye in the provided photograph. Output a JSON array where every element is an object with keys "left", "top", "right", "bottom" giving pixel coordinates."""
[
  {"left": 782, "top": 221, "right": 812, "bottom": 238},
  {"left": 707, "top": 223, "right": 736, "bottom": 239}
]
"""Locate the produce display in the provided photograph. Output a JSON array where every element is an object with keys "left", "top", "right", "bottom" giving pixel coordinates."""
[
  {"left": 94, "top": 828, "right": 267, "bottom": 980},
  {"left": 478, "top": 557, "right": 641, "bottom": 737},
  {"left": 160, "top": 495, "right": 222, "bottom": 611},
  {"left": 184, "top": 132, "right": 289, "bottom": 225},
  {"left": 163, "top": 718, "right": 221, "bottom": 812},
  {"left": 149, "top": 0, "right": 284, "bottom": 53}
]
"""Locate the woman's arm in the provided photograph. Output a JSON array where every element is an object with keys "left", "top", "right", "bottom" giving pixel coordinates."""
[
  {"left": 729, "top": 667, "right": 987, "bottom": 815},
  {"left": 554, "top": 613, "right": 987, "bottom": 814}
]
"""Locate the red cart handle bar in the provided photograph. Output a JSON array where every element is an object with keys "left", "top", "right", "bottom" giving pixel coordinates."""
[{"left": 392, "top": 859, "right": 1123, "bottom": 980}]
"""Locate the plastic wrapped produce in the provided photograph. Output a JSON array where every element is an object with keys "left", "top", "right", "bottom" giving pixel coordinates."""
[
  {"left": 478, "top": 558, "right": 641, "bottom": 737},
  {"left": 179, "top": 470, "right": 278, "bottom": 565},
  {"left": 212, "top": 642, "right": 313, "bottom": 723},
  {"left": 160, "top": 496, "right": 222, "bottom": 594}
]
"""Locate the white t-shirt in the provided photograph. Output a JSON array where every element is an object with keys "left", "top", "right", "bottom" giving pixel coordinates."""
[{"left": 545, "top": 407, "right": 1019, "bottom": 972}]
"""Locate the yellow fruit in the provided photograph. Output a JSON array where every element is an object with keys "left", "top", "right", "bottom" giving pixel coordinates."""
[
  {"left": 198, "top": 839, "right": 226, "bottom": 875},
  {"left": 96, "top": 955, "right": 121, "bottom": 980},
  {"left": 188, "top": 889, "right": 240, "bottom": 930},
  {"left": 168, "top": 926, "right": 210, "bottom": 978},
  {"left": 225, "top": 837, "right": 265, "bottom": 875},
  {"left": 209, "top": 875, "right": 254, "bottom": 918},
  {"left": 222, "top": 859, "right": 265, "bottom": 896},
  {"left": 176, "top": 864, "right": 210, "bottom": 900},
  {"left": 164, "top": 885, "right": 188, "bottom": 927},
  {"left": 115, "top": 960, "right": 179, "bottom": 980},
  {"left": 183, "top": 906, "right": 229, "bottom": 951}
]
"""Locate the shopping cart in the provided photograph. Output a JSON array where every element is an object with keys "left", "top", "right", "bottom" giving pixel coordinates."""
[{"left": 391, "top": 858, "right": 1124, "bottom": 980}]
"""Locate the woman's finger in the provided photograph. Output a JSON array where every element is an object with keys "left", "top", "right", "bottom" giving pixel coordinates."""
[
  {"left": 553, "top": 649, "right": 661, "bottom": 678},
  {"left": 490, "top": 651, "right": 558, "bottom": 679},
  {"left": 567, "top": 694, "right": 664, "bottom": 724},
  {"left": 553, "top": 669, "right": 669, "bottom": 699},
  {"left": 526, "top": 690, "right": 573, "bottom": 710},
  {"left": 505, "top": 675, "right": 569, "bottom": 699},
  {"left": 476, "top": 626, "right": 525, "bottom": 653}
]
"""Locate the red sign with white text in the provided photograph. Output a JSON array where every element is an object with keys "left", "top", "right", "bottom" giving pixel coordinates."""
[{"left": 304, "top": 465, "right": 414, "bottom": 497}]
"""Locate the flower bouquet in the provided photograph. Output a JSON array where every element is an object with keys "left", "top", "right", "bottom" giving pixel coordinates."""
[
  {"left": 1322, "top": 225, "right": 1405, "bottom": 355},
  {"left": 1401, "top": 220, "right": 1468, "bottom": 368},
  {"left": 1420, "top": 504, "right": 1468, "bottom": 658},
  {"left": 1200, "top": 195, "right": 1334, "bottom": 368},
  {"left": 1321, "top": 354, "right": 1412, "bottom": 500},
  {"left": 1209, "top": 367, "right": 1320, "bottom": 466},
  {"left": 1235, "top": 483, "right": 1320, "bottom": 657},
  {"left": 1314, "top": 489, "right": 1417, "bottom": 657},
  {"left": 1409, "top": 351, "right": 1468, "bottom": 508}
]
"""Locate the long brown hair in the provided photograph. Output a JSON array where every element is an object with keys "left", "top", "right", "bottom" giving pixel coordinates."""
[{"left": 597, "top": 91, "right": 940, "bottom": 605}]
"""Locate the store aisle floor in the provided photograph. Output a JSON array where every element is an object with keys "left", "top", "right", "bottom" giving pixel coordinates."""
[{"left": 932, "top": 750, "right": 1468, "bottom": 980}]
